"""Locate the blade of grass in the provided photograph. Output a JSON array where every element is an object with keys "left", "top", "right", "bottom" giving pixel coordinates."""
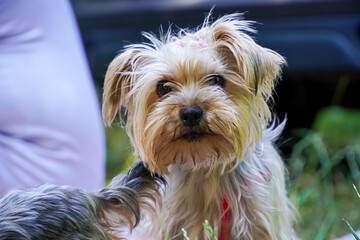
[
  {"left": 353, "top": 184, "right": 360, "bottom": 199},
  {"left": 182, "top": 228, "right": 190, "bottom": 240},
  {"left": 203, "top": 220, "right": 218, "bottom": 240},
  {"left": 314, "top": 212, "right": 336, "bottom": 240},
  {"left": 343, "top": 219, "right": 360, "bottom": 240}
]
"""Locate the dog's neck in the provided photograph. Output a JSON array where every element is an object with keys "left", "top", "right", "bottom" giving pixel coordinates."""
[
  {"left": 161, "top": 160, "right": 246, "bottom": 239},
  {"left": 160, "top": 136, "right": 277, "bottom": 239}
]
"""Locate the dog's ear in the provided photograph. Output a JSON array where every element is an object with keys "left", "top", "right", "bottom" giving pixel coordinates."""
[
  {"left": 211, "top": 15, "right": 285, "bottom": 99},
  {"left": 102, "top": 48, "right": 141, "bottom": 126}
]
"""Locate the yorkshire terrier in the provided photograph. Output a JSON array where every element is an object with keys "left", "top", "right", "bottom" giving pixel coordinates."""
[
  {"left": 102, "top": 13, "right": 295, "bottom": 240},
  {"left": 0, "top": 162, "right": 165, "bottom": 240}
]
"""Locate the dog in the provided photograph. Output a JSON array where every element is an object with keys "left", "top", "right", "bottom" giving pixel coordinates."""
[
  {"left": 0, "top": 161, "right": 165, "bottom": 240},
  {"left": 102, "top": 12, "right": 295, "bottom": 240}
]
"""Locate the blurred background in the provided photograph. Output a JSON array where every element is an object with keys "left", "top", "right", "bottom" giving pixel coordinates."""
[{"left": 71, "top": 0, "right": 360, "bottom": 239}]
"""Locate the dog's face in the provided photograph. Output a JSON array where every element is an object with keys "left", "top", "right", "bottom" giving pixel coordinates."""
[{"left": 102, "top": 14, "right": 285, "bottom": 174}]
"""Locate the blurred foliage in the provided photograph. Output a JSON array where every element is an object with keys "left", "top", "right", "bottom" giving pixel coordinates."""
[
  {"left": 105, "top": 124, "right": 136, "bottom": 183},
  {"left": 313, "top": 106, "right": 360, "bottom": 150},
  {"left": 288, "top": 106, "right": 360, "bottom": 239}
]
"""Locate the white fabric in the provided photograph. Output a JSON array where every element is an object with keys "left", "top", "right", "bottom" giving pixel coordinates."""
[{"left": 0, "top": 0, "right": 105, "bottom": 196}]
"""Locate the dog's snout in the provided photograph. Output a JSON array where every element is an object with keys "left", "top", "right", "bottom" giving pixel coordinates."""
[{"left": 179, "top": 107, "right": 203, "bottom": 127}]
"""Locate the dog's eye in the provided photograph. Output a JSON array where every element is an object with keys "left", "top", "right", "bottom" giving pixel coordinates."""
[
  {"left": 156, "top": 80, "right": 174, "bottom": 97},
  {"left": 207, "top": 75, "right": 225, "bottom": 88}
]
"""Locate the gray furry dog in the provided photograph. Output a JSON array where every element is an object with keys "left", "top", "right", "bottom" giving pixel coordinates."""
[{"left": 0, "top": 161, "right": 165, "bottom": 240}]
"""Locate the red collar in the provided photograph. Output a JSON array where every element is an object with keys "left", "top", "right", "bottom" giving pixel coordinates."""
[
  {"left": 219, "top": 197, "right": 231, "bottom": 240},
  {"left": 218, "top": 167, "right": 272, "bottom": 239}
]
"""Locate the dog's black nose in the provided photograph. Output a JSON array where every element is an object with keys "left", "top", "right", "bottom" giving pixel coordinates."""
[{"left": 179, "top": 107, "right": 203, "bottom": 127}]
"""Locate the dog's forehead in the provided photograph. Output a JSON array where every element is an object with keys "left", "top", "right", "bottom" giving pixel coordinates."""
[{"left": 153, "top": 41, "right": 223, "bottom": 84}]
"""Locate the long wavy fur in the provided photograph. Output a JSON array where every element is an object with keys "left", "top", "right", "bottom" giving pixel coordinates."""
[{"left": 0, "top": 162, "right": 165, "bottom": 240}]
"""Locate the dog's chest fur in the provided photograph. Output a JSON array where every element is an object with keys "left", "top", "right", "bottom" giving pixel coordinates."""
[{"left": 132, "top": 127, "right": 293, "bottom": 240}]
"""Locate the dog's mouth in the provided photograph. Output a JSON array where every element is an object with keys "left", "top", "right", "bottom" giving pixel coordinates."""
[{"left": 181, "top": 131, "right": 205, "bottom": 142}]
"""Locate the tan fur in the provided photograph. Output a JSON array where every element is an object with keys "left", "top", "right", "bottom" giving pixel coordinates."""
[{"left": 103, "top": 13, "right": 295, "bottom": 239}]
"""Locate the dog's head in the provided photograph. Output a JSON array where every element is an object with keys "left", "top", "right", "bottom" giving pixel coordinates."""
[{"left": 102, "top": 14, "right": 285, "bottom": 174}]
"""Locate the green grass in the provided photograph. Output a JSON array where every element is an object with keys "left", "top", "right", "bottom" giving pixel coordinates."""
[
  {"left": 287, "top": 107, "right": 360, "bottom": 239},
  {"left": 344, "top": 219, "right": 360, "bottom": 240},
  {"left": 180, "top": 220, "right": 218, "bottom": 240},
  {"left": 343, "top": 184, "right": 360, "bottom": 240}
]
